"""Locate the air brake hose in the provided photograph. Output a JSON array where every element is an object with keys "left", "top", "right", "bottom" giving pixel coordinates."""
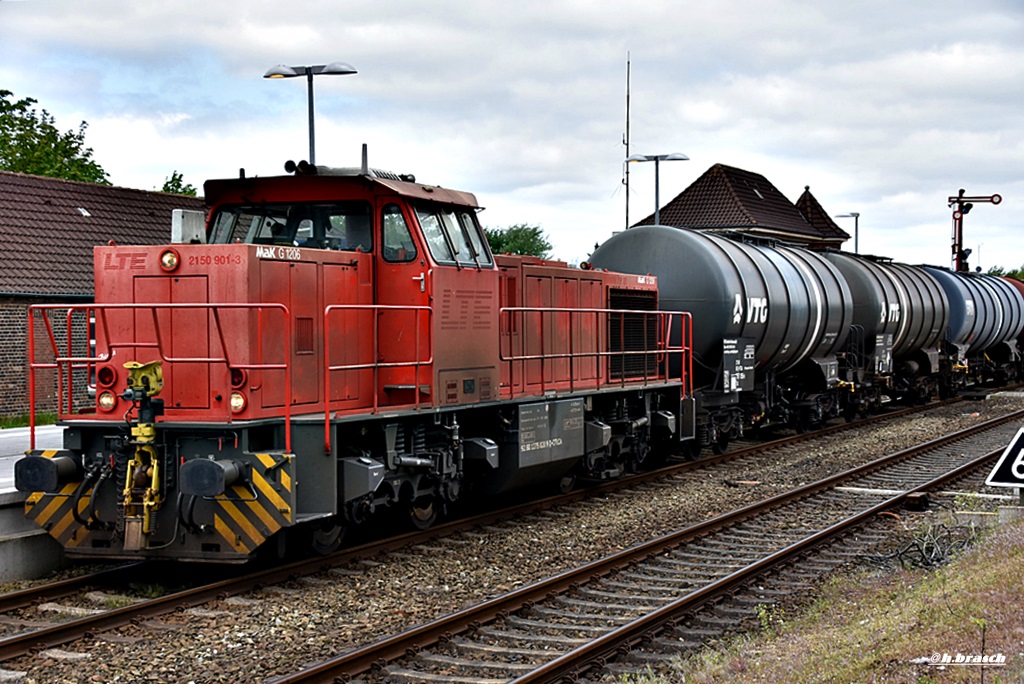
[{"left": 71, "top": 467, "right": 100, "bottom": 528}]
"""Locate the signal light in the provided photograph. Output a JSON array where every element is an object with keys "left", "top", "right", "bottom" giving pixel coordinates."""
[
  {"left": 230, "top": 368, "right": 247, "bottom": 388},
  {"left": 229, "top": 392, "right": 247, "bottom": 413},
  {"left": 96, "top": 365, "right": 117, "bottom": 388},
  {"left": 159, "top": 249, "right": 180, "bottom": 272},
  {"left": 97, "top": 391, "right": 117, "bottom": 412}
]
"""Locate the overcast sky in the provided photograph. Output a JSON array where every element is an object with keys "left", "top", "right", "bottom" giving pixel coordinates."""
[{"left": 1, "top": 0, "right": 1021, "bottom": 270}]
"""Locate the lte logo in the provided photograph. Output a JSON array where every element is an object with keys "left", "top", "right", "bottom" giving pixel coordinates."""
[{"left": 102, "top": 252, "right": 148, "bottom": 270}]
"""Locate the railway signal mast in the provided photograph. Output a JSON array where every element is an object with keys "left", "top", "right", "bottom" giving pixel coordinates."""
[{"left": 949, "top": 188, "right": 1001, "bottom": 272}]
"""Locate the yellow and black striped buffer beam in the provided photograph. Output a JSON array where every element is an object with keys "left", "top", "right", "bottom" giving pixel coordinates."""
[
  {"left": 22, "top": 450, "right": 91, "bottom": 548},
  {"left": 210, "top": 452, "right": 295, "bottom": 555}
]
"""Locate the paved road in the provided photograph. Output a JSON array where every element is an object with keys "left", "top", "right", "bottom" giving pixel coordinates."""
[{"left": 0, "top": 426, "right": 63, "bottom": 494}]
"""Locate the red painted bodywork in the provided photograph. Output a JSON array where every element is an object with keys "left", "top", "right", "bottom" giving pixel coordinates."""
[{"left": 32, "top": 171, "right": 690, "bottom": 442}]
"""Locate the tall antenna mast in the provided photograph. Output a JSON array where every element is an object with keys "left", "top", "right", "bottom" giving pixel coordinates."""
[{"left": 623, "top": 52, "right": 631, "bottom": 230}]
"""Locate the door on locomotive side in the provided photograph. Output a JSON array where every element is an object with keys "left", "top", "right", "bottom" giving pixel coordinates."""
[{"left": 374, "top": 200, "right": 434, "bottom": 407}]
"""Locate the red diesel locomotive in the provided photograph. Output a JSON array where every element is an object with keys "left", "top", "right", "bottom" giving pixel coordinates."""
[{"left": 17, "top": 159, "right": 695, "bottom": 562}]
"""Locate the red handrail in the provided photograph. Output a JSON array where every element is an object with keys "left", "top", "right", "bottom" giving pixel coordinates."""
[
  {"left": 498, "top": 306, "right": 692, "bottom": 400},
  {"left": 322, "top": 304, "right": 433, "bottom": 455},
  {"left": 27, "top": 303, "right": 293, "bottom": 451}
]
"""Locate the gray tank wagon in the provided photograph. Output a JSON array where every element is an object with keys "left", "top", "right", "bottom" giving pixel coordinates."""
[
  {"left": 823, "top": 253, "right": 948, "bottom": 405},
  {"left": 922, "top": 267, "right": 1024, "bottom": 383}
]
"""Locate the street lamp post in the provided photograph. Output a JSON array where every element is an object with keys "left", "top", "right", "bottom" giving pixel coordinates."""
[
  {"left": 835, "top": 212, "right": 860, "bottom": 253},
  {"left": 264, "top": 62, "right": 357, "bottom": 165},
  {"left": 626, "top": 153, "right": 689, "bottom": 226}
]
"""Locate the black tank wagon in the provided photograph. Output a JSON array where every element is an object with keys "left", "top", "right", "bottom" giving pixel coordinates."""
[{"left": 591, "top": 226, "right": 854, "bottom": 451}]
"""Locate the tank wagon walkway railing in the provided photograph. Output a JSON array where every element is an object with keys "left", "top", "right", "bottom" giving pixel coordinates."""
[
  {"left": 26, "top": 303, "right": 293, "bottom": 451},
  {"left": 498, "top": 307, "right": 693, "bottom": 398}
]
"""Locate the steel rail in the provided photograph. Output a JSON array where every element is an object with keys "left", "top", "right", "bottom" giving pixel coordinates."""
[
  {"left": 267, "top": 407, "right": 1024, "bottom": 683},
  {"left": 513, "top": 439, "right": 1007, "bottom": 682},
  {"left": 0, "top": 564, "right": 146, "bottom": 614}
]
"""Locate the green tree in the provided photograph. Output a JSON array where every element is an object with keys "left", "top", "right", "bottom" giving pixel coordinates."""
[
  {"left": 0, "top": 90, "right": 109, "bottom": 184},
  {"left": 485, "top": 224, "right": 552, "bottom": 258},
  {"left": 986, "top": 265, "right": 1024, "bottom": 280},
  {"left": 161, "top": 170, "right": 197, "bottom": 196}
]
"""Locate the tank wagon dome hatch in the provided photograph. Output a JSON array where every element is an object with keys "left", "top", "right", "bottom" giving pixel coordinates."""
[{"left": 589, "top": 225, "right": 852, "bottom": 390}]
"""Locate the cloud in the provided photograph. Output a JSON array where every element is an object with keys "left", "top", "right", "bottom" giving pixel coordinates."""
[{"left": 1, "top": 0, "right": 1022, "bottom": 267}]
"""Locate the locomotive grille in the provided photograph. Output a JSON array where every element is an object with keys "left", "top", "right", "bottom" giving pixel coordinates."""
[{"left": 609, "top": 290, "right": 658, "bottom": 379}]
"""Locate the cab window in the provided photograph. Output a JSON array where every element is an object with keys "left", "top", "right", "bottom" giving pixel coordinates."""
[
  {"left": 414, "top": 204, "right": 492, "bottom": 267},
  {"left": 209, "top": 201, "right": 373, "bottom": 251},
  {"left": 382, "top": 204, "right": 417, "bottom": 263},
  {"left": 417, "top": 210, "right": 453, "bottom": 262}
]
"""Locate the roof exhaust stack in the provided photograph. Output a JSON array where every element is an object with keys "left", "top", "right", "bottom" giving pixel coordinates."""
[{"left": 361, "top": 144, "right": 369, "bottom": 176}]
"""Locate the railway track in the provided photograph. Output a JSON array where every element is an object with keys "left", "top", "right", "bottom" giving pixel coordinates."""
[
  {"left": 265, "top": 408, "right": 1024, "bottom": 684},
  {"left": 0, "top": 397, "right": 1017, "bottom": 680}
]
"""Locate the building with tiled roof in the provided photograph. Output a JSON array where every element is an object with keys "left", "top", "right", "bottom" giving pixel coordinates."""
[
  {"left": 632, "top": 163, "right": 849, "bottom": 250},
  {"left": 1, "top": 171, "right": 205, "bottom": 298},
  {"left": 0, "top": 171, "right": 205, "bottom": 416},
  {"left": 794, "top": 185, "right": 850, "bottom": 243}
]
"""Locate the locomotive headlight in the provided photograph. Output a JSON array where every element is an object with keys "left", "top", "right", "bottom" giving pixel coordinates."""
[
  {"left": 159, "top": 249, "right": 180, "bottom": 272},
  {"left": 97, "top": 390, "right": 117, "bottom": 412},
  {"left": 229, "top": 391, "right": 247, "bottom": 413}
]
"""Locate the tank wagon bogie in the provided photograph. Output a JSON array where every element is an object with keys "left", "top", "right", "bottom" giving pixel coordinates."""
[{"left": 17, "top": 163, "right": 693, "bottom": 562}]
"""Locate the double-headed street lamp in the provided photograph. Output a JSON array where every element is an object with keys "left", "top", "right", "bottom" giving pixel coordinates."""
[
  {"left": 835, "top": 212, "right": 860, "bottom": 253},
  {"left": 264, "top": 62, "right": 357, "bottom": 165},
  {"left": 626, "top": 153, "right": 689, "bottom": 226}
]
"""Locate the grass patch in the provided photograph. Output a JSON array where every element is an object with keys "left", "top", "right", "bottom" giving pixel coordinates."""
[
  {"left": 619, "top": 518, "right": 1024, "bottom": 683},
  {"left": 128, "top": 582, "right": 170, "bottom": 599},
  {"left": 102, "top": 594, "right": 139, "bottom": 609},
  {"left": 0, "top": 412, "right": 58, "bottom": 429}
]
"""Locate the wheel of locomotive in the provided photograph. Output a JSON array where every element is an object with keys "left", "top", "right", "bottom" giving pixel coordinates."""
[
  {"left": 407, "top": 495, "right": 439, "bottom": 531},
  {"left": 710, "top": 433, "right": 729, "bottom": 455},
  {"left": 842, "top": 403, "right": 858, "bottom": 423},
  {"left": 627, "top": 434, "right": 654, "bottom": 472},
  {"left": 309, "top": 516, "right": 346, "bottom": 555},
  {"left": 559, "top": 471, "right": 578, "bottom": 494}
]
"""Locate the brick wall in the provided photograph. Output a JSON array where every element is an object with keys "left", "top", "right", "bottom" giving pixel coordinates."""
[
  {"left": 0, "top": 298, "right": 93, "bottom": 419},
  {"left": 0, "top": 300, "right": 31, "bottom": 417}
]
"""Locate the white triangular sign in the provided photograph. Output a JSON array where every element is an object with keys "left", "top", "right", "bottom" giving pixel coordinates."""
[{"left": 986, "top": 426, "right": 1024, "bottom": 488}]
